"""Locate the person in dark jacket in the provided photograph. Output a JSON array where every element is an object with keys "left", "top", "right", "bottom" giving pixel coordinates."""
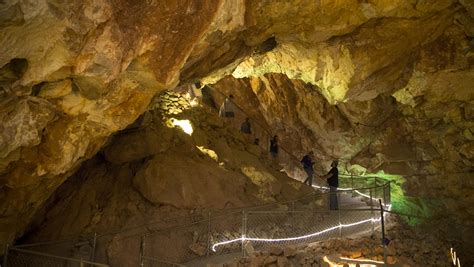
[
  {"left": 240, "top": 117, "right": 251, "bottom": 142},
  {"left": 321, "top": 160, "right": 339, "bottom": 210},
  {"left": 269, "top": 135, "right": 278, "bottom": 158},
  {"left": 240, "top": 117, "right": 251, "bottom": 134},
  {"left": 301, "top": 152, "right": 315, "bottom": 186}
]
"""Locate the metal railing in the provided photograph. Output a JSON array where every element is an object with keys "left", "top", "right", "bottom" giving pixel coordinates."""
[
  {"left": 4, "top": 176, "right": 390, "bottom": 266},
  {"left": 4, "top": 247, "right": 108, "bottom": 267},
  {"left": 138, "top": 178, "right": 391, "bottom": 265}
]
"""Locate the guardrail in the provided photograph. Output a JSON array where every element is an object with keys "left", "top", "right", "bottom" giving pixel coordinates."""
[
  {"left": 4, "top": 176, "right": 391, "bottom": 266},
  {"left": 4, "top": 246, "right": 108, "bottom": 267},
  {"left": 139, "top": 179, "right": 391, "bottom": 265}
]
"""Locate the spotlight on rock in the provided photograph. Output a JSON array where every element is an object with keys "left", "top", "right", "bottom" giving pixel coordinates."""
[{"left": 170, "top": 118, "right": 193, "bottom": 135}]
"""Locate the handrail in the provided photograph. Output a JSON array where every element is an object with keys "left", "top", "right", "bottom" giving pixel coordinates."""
[
  {"left": 204, "top": 84, "right": 351, "bottom": 161},
  {"left": 246, "top": 208, "right": 378, "bottom": 214},
  {"left": 139, "top": 181, "right": 390, "bottom": 237},
  {"left": 14, "top": 175, "right": 390, "bottom": 246},
  {"left": 9, "top": 247, "right": 109, "bottom": 266}
]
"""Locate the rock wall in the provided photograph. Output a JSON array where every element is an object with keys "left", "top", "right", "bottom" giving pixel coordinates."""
[
  {"left": 0, "top": 0, "right": 249, "bottom": 249},
  {"left": 0, "top": 0, "right": 473, "bottom": 260},
  {"left": 21, "top": 98, "right": 311, "bottom": 265}
]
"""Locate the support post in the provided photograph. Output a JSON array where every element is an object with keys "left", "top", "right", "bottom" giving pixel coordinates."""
[
  {"left": 139, "top": 236, "right": 145, "bottom": 267},
  {"left": 91, "top": 232, "right": 97, "bottom": 262},
  {"left": 379, "top": 199, "right": 388, "bottom": 264},
  {"left": 370, "top": 188, "right": 375, "bottom": 235},
  {"left": 241, "top": 211, "right": 247, "bottom": 258},
  {"left": 206, "top": 211, "right": 211, "bottom": 257},
  {"left": 350, "top": 174, "right": 354, "bottom": 197},
  {"left": 3, "top": 244, "right": 9, "bottom": 267},
  {"left": 80, "top": 258, "right": 84, "bottom": 267}
]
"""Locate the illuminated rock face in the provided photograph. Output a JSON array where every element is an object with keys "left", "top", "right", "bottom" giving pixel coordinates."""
[
  {"left": 0, "top": 0, "right": 473, "bottom": 257},
  {"left": 0, "top": 0, "right": 238, "bottom": 250}
]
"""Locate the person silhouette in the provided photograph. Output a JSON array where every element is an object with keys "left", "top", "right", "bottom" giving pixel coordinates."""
[
  {"left": 321, "top": 160, "right": 339, "bottom": 210},
  {"left": 269, "top": 135, "right": 278, "bottom": 158},
  {"left": 301, "top": 152, "right": 315, "bottom": 186}
]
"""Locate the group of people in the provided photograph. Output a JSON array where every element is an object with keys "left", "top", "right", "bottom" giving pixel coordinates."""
[
  {"left": 219, "top": 95, "right": 278, "bottom": 156},
  {"left": 219, "top": 94, "right": 339, "bottom": 210},
  {"left": 301, "top": 152, "right": 339, "bottom": 210}
]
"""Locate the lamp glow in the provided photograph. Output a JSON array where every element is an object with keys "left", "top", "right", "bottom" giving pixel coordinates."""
[
  {"left": 324, "top": 256, "right": 380, "bottom": 267},
  {"left": 196, "top": 146, "right": 218, "bottom": 161},
  {"left": 170, "top": 118, "right": 193, "bottom": 135},
  {"left": 450, "top": 248, "right": 461, "bottom": 267},
  {"left": 339, "top": 256, "right": 384, "bottom": 265}
]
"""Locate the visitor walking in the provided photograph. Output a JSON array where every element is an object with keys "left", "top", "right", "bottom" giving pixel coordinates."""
[
  {"left": 301, "top": 152, "right": 315, "bottom": 186},
  {"left": 240, "top": 117, "right": 252, "bottom": 141},
  {"left": 219, "top": 95, "right": 235, "bottom": 118},
  {"left": 269, "top": 135, "right": 278, "bottom": 158},
  {"left": 321, "top": 160, "right": 339, "bottom": 210}
]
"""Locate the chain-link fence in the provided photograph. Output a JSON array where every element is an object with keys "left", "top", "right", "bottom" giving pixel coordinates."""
[
  {"left": 5, "top": 177, "right": 390, "bottom": 266},
  {"left": 243, "top": 208, "right": 380, "bottom": 254},
  {"left": 138, "top": 180, "right": 391, "bottom": 265}
]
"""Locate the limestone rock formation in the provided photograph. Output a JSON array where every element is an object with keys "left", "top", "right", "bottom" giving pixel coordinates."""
[
  {"left": 0, "top": 0, "right": 473, "bottom": 263},
  {"left": 21, "top": 102, "right": 311, "bottom": 265}
]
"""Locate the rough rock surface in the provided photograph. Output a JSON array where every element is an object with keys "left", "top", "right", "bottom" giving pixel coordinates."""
[
  {"left": 0, "top": 0, "right": 473, "bottom": 263},
  {"left": 21, "top": 101, "right": 311, "bottom": 265},
  {"left": 213, "top": 217, "right": 454, "bottom": 267}
]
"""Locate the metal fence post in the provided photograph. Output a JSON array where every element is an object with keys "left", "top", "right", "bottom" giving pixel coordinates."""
[
  {"left": 91, "top": 232, "right": 97, "bottom": 262},
  {"left": 350, "top": 174, "right": 355, "bottom": 197},
  {"left": 370, "top": 187, "right": 375, "bottom": 235},
  {"left": 3, "top": 244, "right": 9, "bottom": 267},
  {"left": 379, "top": 199, "right": 388, "bottom": 264},
  {"left": 241, "top": 211, "right": 247, "bottom": 258},
  {"left": 206, "top": 211, "right": 211, "bottom": 257},
  {"left": 139, "top": 236, "right": 145, "bottom": 267}
]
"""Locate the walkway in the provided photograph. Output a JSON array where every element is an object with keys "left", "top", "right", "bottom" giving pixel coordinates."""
[{"left": 186, "top": 183, "right": 390, "bottom": 266}]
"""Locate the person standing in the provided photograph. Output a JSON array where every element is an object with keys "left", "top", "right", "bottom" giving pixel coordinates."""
[
  {"left": 321, "top": 160, "right": 339, "bottom": 210},
  {"left": 240, "top": 117, "right": 252, "bottom": 142},
  {"left": 301, "top": 152, "right": 315, "bottom": 186},
  {"left": 219, "top": 94, "right": 235, "bottom": 118},
  {"left": 269, "top": 135, "right": 278, "bottom": 158}
]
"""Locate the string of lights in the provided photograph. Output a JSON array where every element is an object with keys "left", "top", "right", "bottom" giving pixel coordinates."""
[{"left": 211, "top": 216, "right": 382, "bottom": 252}]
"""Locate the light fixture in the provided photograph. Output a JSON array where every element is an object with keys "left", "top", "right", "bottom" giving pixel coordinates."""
[{"left": 169, "top": 118, "right": 193, "bottom": 135}]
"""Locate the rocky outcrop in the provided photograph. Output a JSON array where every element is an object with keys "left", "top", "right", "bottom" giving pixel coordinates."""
[
  {"left": 0, "top": 0, "right": 246, "bottom": 249},
  {"left": 21, "top": 100, "right": 312, "bottom": 265}
]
